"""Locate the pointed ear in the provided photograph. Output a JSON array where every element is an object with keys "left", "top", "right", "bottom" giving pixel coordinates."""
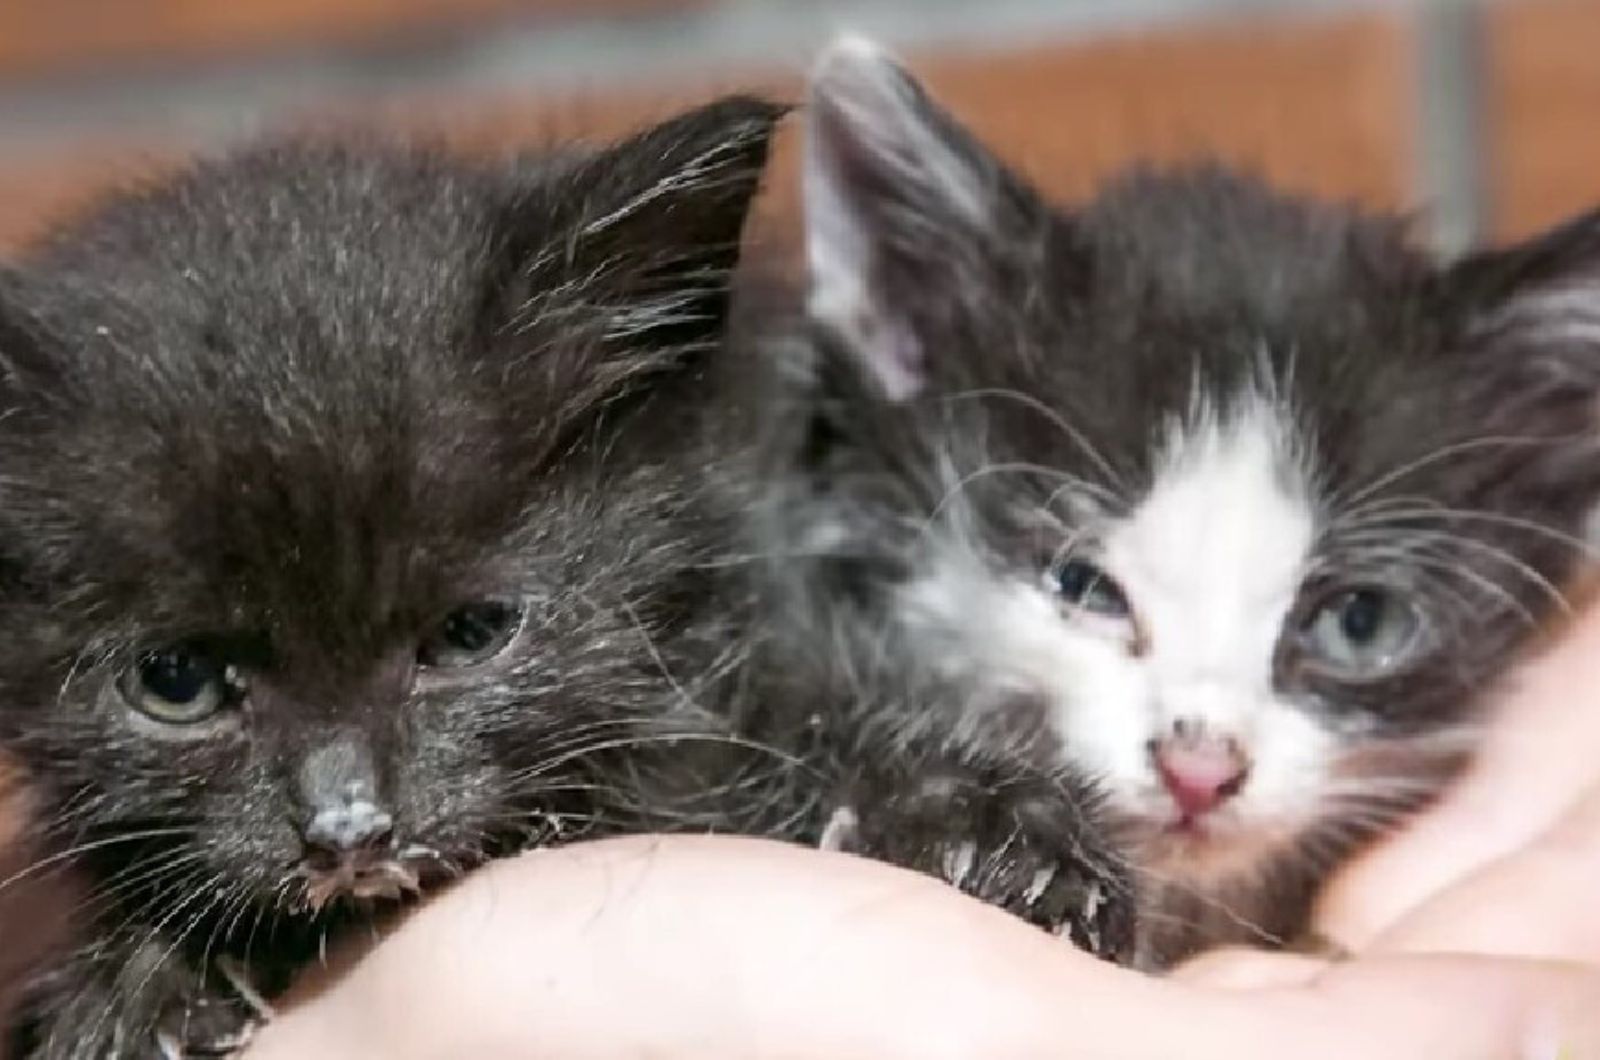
[
  {"left": 1444, "top": 206, "right": 1600, "bottom": 380},
  {"left": 488, "top": 94, "right": 786, "bottom": 403},
  {"left": 1447, "top": 206, "right": 1600, "bottom": 320},
  {"left": 1439, "top": 208, "right": 1600, "bottom": 504},
  {"left": 561, "top": 94, "right": 787, "bottom": 343},
  {"left": 802, "top": 37, "right": 1040, "bottom": 401}
]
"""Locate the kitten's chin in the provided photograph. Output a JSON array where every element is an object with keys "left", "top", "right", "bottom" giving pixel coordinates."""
[{"left": 1118, "top": 809, "right": 1302, "bottom": 886}]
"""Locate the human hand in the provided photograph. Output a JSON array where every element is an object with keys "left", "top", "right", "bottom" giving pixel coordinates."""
[
  {"left": 1315, "top": 588, "right": 1600, "bottom": 951},
  {"left": 240, "top": 831, "right": 1600, "bottom": 1059}
]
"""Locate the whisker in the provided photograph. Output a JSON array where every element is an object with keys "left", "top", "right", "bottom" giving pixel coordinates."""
[
  {"left": 941, "top": 388, "right": 1128, "bottom": 495},
  {"left": 1334, "top": 434, "right": 1576, "bottom": 512},
  {"left": 1335, "top": 504, "right": 1597, "bottom": 561},
  {"left": 0, "top": 828, "right": 193, "bottom": 897},
  {"left": 504, "top": 730, "right": 813, "bottom": 787}
]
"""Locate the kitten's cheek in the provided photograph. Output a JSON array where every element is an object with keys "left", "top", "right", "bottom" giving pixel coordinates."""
[
  {"left": 1236, "top": 705, "right": 1333, "bottom": 828},
  {"left": 1043, "top": 644, "right": 1153, "bottom": 806}
]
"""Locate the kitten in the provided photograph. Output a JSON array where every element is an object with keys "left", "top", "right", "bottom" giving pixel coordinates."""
[
  {"left": 756, "top": 37, "right": 1600, "bottom": 969},
  {"left": 0, "top": 95, "right": 782, "bottom": 1058}
]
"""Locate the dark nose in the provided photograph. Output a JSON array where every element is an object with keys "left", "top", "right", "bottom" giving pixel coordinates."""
[
  {"left": 303, "top": 797, "right": 394, "bottom": 855},
  {"left": 295, "top": 732, "right": 393, "bottom": 856},
  {"left": 1150, "top": 726, "right": 1251, "bottom": 820}
]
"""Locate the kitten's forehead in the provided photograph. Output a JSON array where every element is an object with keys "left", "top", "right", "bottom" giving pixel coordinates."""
[{"left": 1104, "top": 394, "right": 1316, "bottom": 657}]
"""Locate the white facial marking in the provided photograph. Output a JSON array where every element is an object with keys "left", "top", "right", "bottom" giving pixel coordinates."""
[{"left": 1078, "top": 400, "right": 1329, "bottom": 861}]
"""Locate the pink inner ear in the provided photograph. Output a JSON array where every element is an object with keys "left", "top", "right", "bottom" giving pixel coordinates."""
[{"left": 867, "top": 316, "right": 924, "bottom": 402}]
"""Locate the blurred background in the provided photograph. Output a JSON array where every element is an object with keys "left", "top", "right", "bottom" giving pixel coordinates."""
[{"left": 0, "top": 0, "right": 1595, "bottom": 263}]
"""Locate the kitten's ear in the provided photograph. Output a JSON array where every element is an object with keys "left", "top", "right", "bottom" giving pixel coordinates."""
[
  {"left": 1441, "top": 207, "right": 1600, "bottom": 498},
  {"left": 1444, "top": 206, "right": 1600, "bottom": 381},
  {"left": 561, "top": 94, "right": 786, "bottom": 340},
  {"left": 803, "top": 37, "right": 1040, "bottom": 400},
  {"left": 1446, "top": 205, "right": 1600, "bottom": 314},
  {"left": 491, "top": 94, "right": 786, "bottom": 388}
]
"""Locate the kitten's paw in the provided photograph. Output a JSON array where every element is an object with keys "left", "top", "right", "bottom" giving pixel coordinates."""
[
  {"left": 152, "top": 960, "right": 270, "bottom": 1060},
  {"left": 816, "top": 805, "right": 860, "bottom": 852},
  {"left": 154, "top": 995, "right": 259, "bottom": 1060},
  {"left": 969, "top": 838, "right": 1132, "bottom": 960},
  {"left": 828, "top": 769, "right": 1136, "bottom": 960}
]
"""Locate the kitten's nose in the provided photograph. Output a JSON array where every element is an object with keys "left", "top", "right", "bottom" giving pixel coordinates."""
[
  {"left": 1151, "top": 730, "right": 1250, "bottom": 819},
  {"left": 296, "top": 733, "right": 393, "bottom": 856},
  {"left": 303, "top": 797, "right": 394, "bottom": 856}
]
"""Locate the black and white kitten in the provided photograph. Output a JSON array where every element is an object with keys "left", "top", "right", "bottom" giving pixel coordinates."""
[
  {"left": 760, "top": 37, "right": 1600, "bottom": 969},
  {"left": 0, "top": 96, "right": 782, "bottom": 1058}
]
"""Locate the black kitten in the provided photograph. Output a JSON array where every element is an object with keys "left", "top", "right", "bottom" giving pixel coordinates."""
[
  {"left": 0, "top": 96, "right": 782, "bottom": 1057},
  {"left": 749, "top": 37, "right": 1600, "bottom": 968}
]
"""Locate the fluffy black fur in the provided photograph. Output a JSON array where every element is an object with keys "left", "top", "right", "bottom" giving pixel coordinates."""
[
  {"left": 741, "top": 40, "right": 1600, "bottom": 968},
  {"left": 0, "top": 96, "right": 783, "bottom": 1057}
]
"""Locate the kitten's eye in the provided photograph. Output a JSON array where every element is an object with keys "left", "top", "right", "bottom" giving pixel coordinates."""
[
  {"left": 1051, "top": 558, "right": 1131, "bottom": 618},
  {"left": 419, "top": 599, "right": 524, "bottom": 668},
  {"left": 1302, "top": 586, "right": 1423, "bottom": 678},
  {"left": 121, "top": 645, "right": 230, "bottom": 724}
]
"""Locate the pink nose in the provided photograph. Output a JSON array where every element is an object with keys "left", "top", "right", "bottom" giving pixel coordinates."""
[{"left": 1152, "top": 736, "right": 1250, "bottom": 819}]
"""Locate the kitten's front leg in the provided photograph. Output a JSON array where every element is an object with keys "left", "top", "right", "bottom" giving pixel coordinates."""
[
  {"left": 821, "top": 755, "right": 1136, "bottom": 961},
  {"left": 152, "top": 957, "right": 273, "bottom": 1060}
]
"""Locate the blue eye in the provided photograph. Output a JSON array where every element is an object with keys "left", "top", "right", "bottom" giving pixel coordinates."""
[
  {"left": 1052, "top": 558, "right": 1130, "bottom": 618},
  {"left": 1302, "top": 586, "right": 1423, "bottom": 679}
]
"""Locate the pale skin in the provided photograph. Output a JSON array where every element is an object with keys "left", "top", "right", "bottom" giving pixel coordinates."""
[{"left": 244, "top": 596, "right": 1600, "bottom": 1059}]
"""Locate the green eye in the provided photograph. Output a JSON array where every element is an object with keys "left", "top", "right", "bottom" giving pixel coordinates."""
[
  {"left": 1302, "top": 587, "right": 1424, "bottom": 679},
  {"left": 418, "top": 599, "right": 524, "bottom": 669},
  {"left": 121, "top": 644, "right": 231, "bottom": 724}
]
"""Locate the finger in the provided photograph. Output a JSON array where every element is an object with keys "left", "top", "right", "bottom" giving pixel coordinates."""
[
  {"left": 1366, "top": 779, "right": 1600, "bottom": 964},
  {"left": 1317, "top": 595, "right": 1600, "bottom": 947},
  {"left": 1178, "top": 955, "right": 1600, "bottom": 1060},
  {"left": 1304, "top": 955, "right": 1600, "bottom": 1060},
  {"left": 1172, "top": 947, "right": 1330, "bottom": 989}
]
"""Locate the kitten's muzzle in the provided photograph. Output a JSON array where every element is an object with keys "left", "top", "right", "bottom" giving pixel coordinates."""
[
  {"left": 297, "top": 849, "right": 421, "bottom": 912},
  {"left": 295, "top": 805, "right": 420, "bottom": 912},
  {"left": 292, "top": 736, "right": 410, "bottom": 907}
]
